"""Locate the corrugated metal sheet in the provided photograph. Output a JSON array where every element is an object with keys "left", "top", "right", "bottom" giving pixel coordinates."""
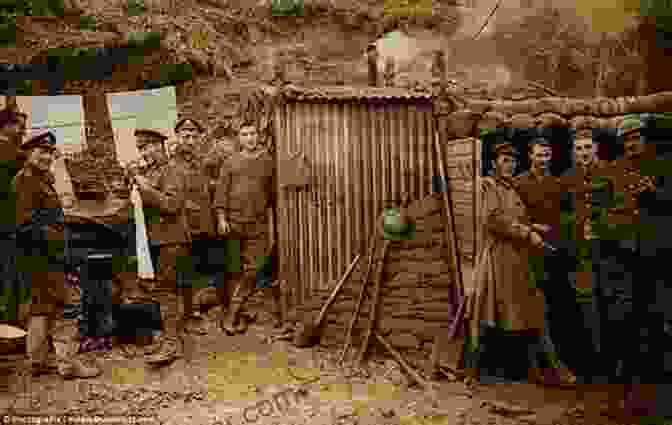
[{"left": 276, "top": 99, "right": 436, "bottom": 305}]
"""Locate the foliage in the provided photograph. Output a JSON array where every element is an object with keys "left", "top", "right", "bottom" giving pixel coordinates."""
[
  {"left": 79, "top": 14, "right": 97, "bottom": 31},
  {"left": 490, "top": 4, "right": 647, "bottom": 97},
  {"left": 126, "top": 0, "right": 146, "bottom": 17},
  {"left": 272, "top": 0, "right": 304, "bottom": 17},
  {"left": 640, "top": 0, "right": 672, "bottom": 32}
]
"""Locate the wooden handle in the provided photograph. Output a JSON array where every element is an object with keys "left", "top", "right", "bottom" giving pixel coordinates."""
[
  {"left": 433, "top": 132, "right": 465, "bottom": 298},
  {"left": 357, "top": 239, "right": 391, "bottom": 364},
  {"left": 374, "top": 330, "right": 432, "bottom": 391},
  {"left": 314, "top": 253, "right": 362, "bottom": 327},
  {"left": 338, "top": 233, "right": 378, "bottom": 365}
]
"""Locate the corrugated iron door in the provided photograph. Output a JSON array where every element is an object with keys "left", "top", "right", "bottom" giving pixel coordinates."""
[{"left": 275, "top": 100, "right": 436, "bottom": 308}]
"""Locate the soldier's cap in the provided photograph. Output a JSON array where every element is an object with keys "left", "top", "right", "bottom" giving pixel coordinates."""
[
  {"left": 21, "top": 129, "right": 56, "bottom": 151},
  {"left": 134, "top": 129, "right": 168, "bottom": 148},
  {"left": 174, "top": 118, "right": 204, "bottom": 134},
  {"left": 0, "top": 108, "right": 27, "bottom": 129},
  {"left": 620, "top": 114, "right": 642, "bottom": 138},
  {"left": 494, "top": 143, "right": 514, "bottom": 157},
  {"left": 530, "top": 137, "right": 551, "bottom": 146}
]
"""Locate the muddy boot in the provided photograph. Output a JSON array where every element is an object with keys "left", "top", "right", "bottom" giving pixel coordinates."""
[
  {"left": 220, "top": 306, "right": 240, "bottom": 336},
  {"left": 58, "top": 357, "right": 101, "bottom": 379},
  {"left": 145, "top": 336, "right": 181, "bottom": 366},
  {"left": 184, "top": 315, "right": 208, "bottom": 335}
]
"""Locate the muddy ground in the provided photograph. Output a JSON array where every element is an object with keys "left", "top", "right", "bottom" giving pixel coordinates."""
[{"left": 1, "top": 302, "right": 633, "bottom": 425}]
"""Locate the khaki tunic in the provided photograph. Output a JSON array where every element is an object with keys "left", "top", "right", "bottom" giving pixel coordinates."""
[
  {"left": 136, "top": 161, "right": 189, "bottom": 246},
  {"left": 12, "top": 165, "right": 67, "bottom": 316},
  {"left": 465, "top": 176, "right": 546, "bottom": 348},
  {"left": 214, "top": 151, "right": 276, "bottom": 224},
  {"left": 170, "top": 156, "right": 216, "bottom": 239},
  {"left": 514, "top": 171, "right": 563, "bottom": 228}
]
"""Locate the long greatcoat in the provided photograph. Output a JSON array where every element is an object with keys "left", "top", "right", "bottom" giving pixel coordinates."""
[{"left": 465, "top": 176, "right": 546, "bottom": 350}]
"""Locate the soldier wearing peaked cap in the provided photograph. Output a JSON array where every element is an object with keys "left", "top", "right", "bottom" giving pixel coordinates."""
[
  {"left": 123, "top": 126, "right": 193, "bottom": 365},
  {"left": 174, "top": 118, "right": 204, "bottom": 135},
  {"left": 592, "top": 114, "right": 660, "bottom": 417},
  {"left": 465, "top": 139, "right": 550, "bottom": 385},
  {"left": 12, "top": 129, "right": 101, "bottom": 379},
  {"left": 168, "top": 118, "right": 204, "bottom": 159}
]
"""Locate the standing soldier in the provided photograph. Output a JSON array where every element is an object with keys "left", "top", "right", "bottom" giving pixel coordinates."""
[
  {"left": 1, "top": 107, "right": 29, "bottom": 325},
  {"left": 169, "top": 118, "right": 213, "bottom": 334},
  {"left": 215, "top": 121, "right": 280, "bottom": 335},
  {"left": 127, "top": 129, "right": 170, "bottom": 278},
  {"left": 200, "top": 135, "right": 238, "bottom": 310},
  {"left": 514, "top": 137, "right": 577, "bottom": 386},
  {"left": 596, "top": 115, "right": 659, "bottom": 419},
  {"left": 14, "top": 130, "right": 100, "bottom": 378},
  {"left": 126, "top": 128, "right": 188, "bottom": 366},
  {"left": 465, "top": 142, "right": 547, "bottom": 385}
]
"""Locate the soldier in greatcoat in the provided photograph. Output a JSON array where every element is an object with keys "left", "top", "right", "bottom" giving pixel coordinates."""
[
  {"left": 214, "top": 121, "right": 281, "bottom": 335},
  {"left": 125, "top": 128, "right": 190, "bottom": 365},
  {"left": 464, "top": 142, "right": 548, "bottom": 385},
  {"left": 14, "top": 130, "right": 100, "bottom": 378}
]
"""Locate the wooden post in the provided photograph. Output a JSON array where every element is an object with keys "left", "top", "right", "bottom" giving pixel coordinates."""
[
  {"left": 367, "top": 44, "right": 379, "bottom": 87},
  {"left": 431, "top": 50, "right": 446, "bottom": 84},
  {"left": 383, "top": 57, "right": 395, "bottom": 87}
]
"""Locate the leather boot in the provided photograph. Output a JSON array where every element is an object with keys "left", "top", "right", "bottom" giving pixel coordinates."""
[
  {"left": 145, "top": 335, "right": 181, "bottom": 366},
  {"left": 220, "top": 304, "right": 240, "bottom": 336}
]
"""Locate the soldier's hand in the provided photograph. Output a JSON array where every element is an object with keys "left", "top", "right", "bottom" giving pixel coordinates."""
[
  {"left": 529, "top": 231, "right": 544, "bottom": 249},
  {"left": 218, "top": 218, "right": 231, "bottom": 235},
  {"left": 531, "top": 223, "right": 551, "bottom": 234},
  {"left": 134, "top": 175, "right": 150, "bottom": 188}
]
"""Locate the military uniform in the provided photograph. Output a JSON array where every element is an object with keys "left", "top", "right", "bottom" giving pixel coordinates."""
[
  {"left": 514, "top": 160, "right": 578, "bottom": 385},
  {"left": 214, "top": 149, "right": 279, "bottom": 334},
  {"left": 0, "top": 109, "right": 29, "bottom": 324},
  {"left": 593, "top": 116, "right": 659, "bottom": 389},
  {"left": 13, "top": 130, "right": 99, "bottom": 378},
  {"left": 128, "top": 129, "right": 190, "bottom": 364},
  {"left": 195, "top": 138, "right": 236, "bottom": 309}
]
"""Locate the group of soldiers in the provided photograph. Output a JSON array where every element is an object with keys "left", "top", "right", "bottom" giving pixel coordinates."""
[
  {"left": 123, "top": 117, "right": 282, "bottom": 366},
  {"left": 467, "top": 114, "right": 661, "bottom": 415},
  {"left": 1, "top": 104, "right": 282, "bottom": 380}
]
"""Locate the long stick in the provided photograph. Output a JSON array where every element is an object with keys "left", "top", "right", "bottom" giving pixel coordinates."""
[
  {"left": 374, "top": 330, "right": 433, "bottom": 391},
  {"left": 433, "top": 131, "right": 465, "bottom": 298},
  {"left": 314, "top": 253, "right": 362, "bottom": 327},
  {"left": 356, "top": 238, "right": 390, "bottom": 365},
  {"left": 337, "top": 230, "right": 378, "bottom": 365}
]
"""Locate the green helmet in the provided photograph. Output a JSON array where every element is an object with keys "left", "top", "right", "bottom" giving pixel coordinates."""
[{"left": 620, "top": 114, "right": 642, "bottom": 137}]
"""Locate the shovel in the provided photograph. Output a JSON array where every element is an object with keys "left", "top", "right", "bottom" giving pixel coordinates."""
[{"left": 293, "top": 254, "right": 362, "bottom": 348}]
